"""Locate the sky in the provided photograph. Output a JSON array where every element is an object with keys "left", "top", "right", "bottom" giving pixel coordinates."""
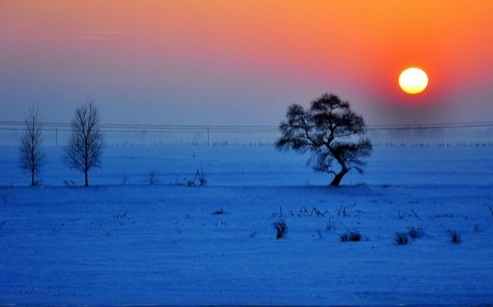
[{"left": 1, "top": 0, "right": 493, "bottom": 137}]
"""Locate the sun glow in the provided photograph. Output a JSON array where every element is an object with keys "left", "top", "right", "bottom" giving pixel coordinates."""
[{"left": 398, "top": 67, "right": 429, "bottom": 95}]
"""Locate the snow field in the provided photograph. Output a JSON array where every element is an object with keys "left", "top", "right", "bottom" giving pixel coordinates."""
[{"left": 0, "top": 145, "right": 492, "bottom": 305}]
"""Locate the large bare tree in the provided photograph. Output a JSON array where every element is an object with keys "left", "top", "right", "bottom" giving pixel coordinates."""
[
  {"left": 276, "top": 93, "right": 372, "bottom": 187},
  {"left": 64, "top": 98, "right": 104, "bottom": 187},
  {"left": 19, "top": 106, "right": 45, "bottom": 186}
]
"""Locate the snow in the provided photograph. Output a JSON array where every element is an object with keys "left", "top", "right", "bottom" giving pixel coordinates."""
[{"left": 0, "top": 145, "right": 492, "bottom": 306}]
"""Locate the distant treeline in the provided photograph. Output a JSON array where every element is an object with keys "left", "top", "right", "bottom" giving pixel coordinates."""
[
  {"left": 373, "top": 141, "right": 493, "bottom": 148},
  {"left": 99, "top": 141, "right": 493, "bottom": 148}
]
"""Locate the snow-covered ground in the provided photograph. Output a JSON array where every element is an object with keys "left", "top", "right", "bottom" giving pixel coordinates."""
[{"left": 0, "top": 145, "right": 492, "bottom": 306}]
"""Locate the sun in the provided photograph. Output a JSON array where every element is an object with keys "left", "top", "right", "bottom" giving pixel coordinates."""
[{"left": 398, "top": 67, "right": 428, "bottom": 94}]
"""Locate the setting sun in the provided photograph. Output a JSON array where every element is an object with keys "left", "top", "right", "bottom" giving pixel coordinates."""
[{"left": 399, "top": 67, "right": 429, "bottom": 95}]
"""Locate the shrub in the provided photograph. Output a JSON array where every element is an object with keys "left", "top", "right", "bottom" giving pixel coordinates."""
[
  {"left": 212, "top": 208, "right": 224, "bottom": 215},
  {"left": 395, "top": 232, "right": 410, "bottom": 245},
  {"left": 187, "top": 166, "right": 207, "bottom": 187},
  {"left": 273, "top": 220, "right": 288, "bottom": 239},
  {"left": 63, "top": 179, "right": 75, "bottom": 187},
  {"left": 407, "top": 226, "right": 422, "bottom": 240},
  {"left": 326, "top": 220, "right": 336, "bottom": 231},
  {"left": 195, "top": 167, "right": 207, "bottom": 186},
  {"left": 448, "top": 229, "right": 462, "bottom": 244},
  {"left": 338, "top": 206, "right": 350, "bottom": 217},
  {"left": 340, "top": 230, "right": 361, "bottom": 242},
  {"left": 148, "top": 170, "right": 159, "bottom": 185}
]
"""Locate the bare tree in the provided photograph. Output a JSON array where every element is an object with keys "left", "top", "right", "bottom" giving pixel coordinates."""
[
  {"left": 276, "top": 93, "right": 372, "bottom": 187},
  {"left": 64, "top": 98, "right": 104, "bottom": 187},
  {"left": 19, "top": 106, "right": 45, "bottom": 186}
]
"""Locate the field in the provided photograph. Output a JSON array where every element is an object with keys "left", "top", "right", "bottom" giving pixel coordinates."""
[{"left": 0, "top": 145, "right": 492, "bottom": 306}]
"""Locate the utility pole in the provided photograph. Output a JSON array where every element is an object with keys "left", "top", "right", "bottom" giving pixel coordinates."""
[
  {"left": 55, "top": 127, "right": 58, "bottom": 147},
  {"left": 207, "top": 127, "right": 210, "bottom": 146}
]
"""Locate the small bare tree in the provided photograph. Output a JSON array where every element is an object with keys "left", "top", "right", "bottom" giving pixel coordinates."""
[
  {"left": 64, "top": 98, "right": 104, "bottom": 187},
  {"left": 19, "top": 106, "right": 45, "bottom": 186},
  {"left": 276, "top": 93, "right": 372, "bottom": 187}
]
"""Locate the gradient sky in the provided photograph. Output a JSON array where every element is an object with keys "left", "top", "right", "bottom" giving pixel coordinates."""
[{"left": 1, "top": 0, "right": 493, "bottom": 129}]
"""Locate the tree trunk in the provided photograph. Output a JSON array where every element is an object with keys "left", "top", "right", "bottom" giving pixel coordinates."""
[
  {"left": 31, "top": 153, "right": 35, "bottom": 186},
  {"left": 84, "top": 153, "right": 89, "bottom": 187},
  {"left": 330, "top": 168, "right": 349, "bottom": 187}
]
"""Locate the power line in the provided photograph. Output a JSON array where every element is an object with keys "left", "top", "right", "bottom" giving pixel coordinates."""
[
  {"left": 368, "top": 121, "right": 493, "bottom": 131},
  {"left": 0, "top": 121, "right": 279, "bottom": 134},
  {"left": 0, "top": 120, "right": 492, "bottom": 134}
]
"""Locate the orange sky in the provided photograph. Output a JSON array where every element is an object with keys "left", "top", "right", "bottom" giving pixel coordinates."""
[{"left": 1, "top": 0, "right": 493, "bottom": 127}]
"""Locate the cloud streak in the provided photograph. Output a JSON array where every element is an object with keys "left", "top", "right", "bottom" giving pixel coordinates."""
[{"left": 0, "top": 29, "right": 128, "bottom": 41}]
